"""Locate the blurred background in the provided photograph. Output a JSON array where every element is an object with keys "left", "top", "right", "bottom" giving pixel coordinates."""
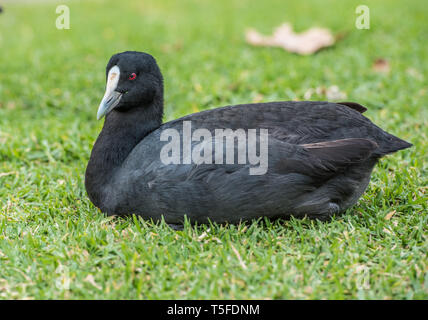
[
  {"left": 0, "top": 0, "right": 426, "bottom": 299},
  {"left": 1, "top": 0, "right": 426, "bottom": 175}
]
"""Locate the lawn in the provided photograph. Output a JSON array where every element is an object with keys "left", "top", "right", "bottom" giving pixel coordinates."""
[{"left": 0, "top": 0, "right": 427, "bottom": 299}]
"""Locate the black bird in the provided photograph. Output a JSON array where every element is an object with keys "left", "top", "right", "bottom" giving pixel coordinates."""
[{"left": 85, "top": 51, "right": 412, "bottom": 228}]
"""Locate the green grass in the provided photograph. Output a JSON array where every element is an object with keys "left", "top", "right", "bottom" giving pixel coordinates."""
[{"left": 0, "top": 0, "right": 427, "bottom": 299}]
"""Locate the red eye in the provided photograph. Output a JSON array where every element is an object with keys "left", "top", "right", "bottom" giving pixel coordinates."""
[{"left": 129, "top": 73, "right": 137, "bottom": 81}]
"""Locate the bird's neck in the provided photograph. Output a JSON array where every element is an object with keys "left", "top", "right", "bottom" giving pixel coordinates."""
[{"left": 85, "top": 99, "right": 163, "bottom": 208}]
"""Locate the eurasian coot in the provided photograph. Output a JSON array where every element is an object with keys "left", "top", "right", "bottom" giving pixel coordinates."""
[{"left": 85, "top": 51, "right": 412, "bottom": 227}]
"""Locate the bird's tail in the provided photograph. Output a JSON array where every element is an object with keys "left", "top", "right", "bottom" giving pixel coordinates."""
[{"left": 377, "top": 132, "right": 412, "bottom": 155}]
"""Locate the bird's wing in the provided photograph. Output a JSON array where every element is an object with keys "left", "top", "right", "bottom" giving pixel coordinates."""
[
  {"left": 272, "top": 138, "right": 378, "bottom": 179},
  {"left": 132, "top": 134, "right": 378, "bottom": 182},
  {"left": 163, "top": 101, "right": 372, "bottom": 145}
]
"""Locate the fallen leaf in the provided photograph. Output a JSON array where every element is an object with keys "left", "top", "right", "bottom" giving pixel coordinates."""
[
  {"left": 160, "top": 42, "right": 183, "bottom": 53},
  {"left": 325, "top": 85, "right": 347, "bottom": 100},
  {"left": 252, "top": 93, "right": 264, "bottom": 103},
  {"left": 383, "top": 227, "right": 392, "bottom": 235},
  {"left": 385, "top": 210, "right": 396, "bottom": 220},
  {"left": 372, "top": 58, "right": 390, "bottom": 73},
  {"left": 84, "top": 274, "right": 102, "bottom": 290},
  {"left": 0, "top": 172, "right": 17, "bottom": 178},
  {"left": 246, "top": 23, "right": 335, "bottom": 55},
  {"left": 304, "top": 286, "right": 313, "bottom": 294},
  {"left": 343, "top": 230, "right": 349, "bottom": 240},
  {"left": 406, "top": 68, "right": 423, "bottom": 80},
  {"left": 6, "top": 102, "right": 16, "bottom": 110},
  {"left": 211, "top": 237, "right": 222, "bottom": 244},
  {"left": 303, "top": 88, "right": 315, "bottom": 100},
  {"left": 231, "top": 245, "right": 247, "bottom": 270},
  {"left": 197, "top": 228, "right": 210, "bottom": 241},
  {"left": 303, "top": 85, "right": 347, "bottom": 100}
]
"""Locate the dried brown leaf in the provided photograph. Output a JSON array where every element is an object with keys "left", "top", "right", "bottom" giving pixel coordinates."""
[
  {"left": 0, "top": 172, "right": 17, "bottom": 178},
  {"left": 84, "top": 274, "right": 102, "bottom": 290},
  {"left": 372, "top": 58, "right": 390, "bottom": 73},
  {"left": 303, "top": 85, "right": 347, "bottom": 100},
  {"left": 231, "top": 245, "right": 247, "bottom": 270},
  {"left": 252, "top": 93, "right": 264, "bottom": 103},
  {"left": 246, "top": 23, "right": 335, "bottom": 55},
  {"left": 385, "top": 210, "right": 396, "bottom": 220},
  {"left": 406, "top": 68, "right": 423, "bottom": 80}
]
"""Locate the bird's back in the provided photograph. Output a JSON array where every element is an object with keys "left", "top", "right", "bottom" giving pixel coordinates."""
[{"left": 161, "top": 101, "right": 411, "bottom": 155}]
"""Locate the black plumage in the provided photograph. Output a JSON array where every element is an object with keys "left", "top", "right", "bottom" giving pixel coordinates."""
[{"left": 85, "top": 51, "right": 412, "bottom": 225}]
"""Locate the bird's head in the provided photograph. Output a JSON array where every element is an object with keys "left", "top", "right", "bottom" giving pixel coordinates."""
[{"left": 97, "top": 51, "right": 163, "bottom": 120}]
